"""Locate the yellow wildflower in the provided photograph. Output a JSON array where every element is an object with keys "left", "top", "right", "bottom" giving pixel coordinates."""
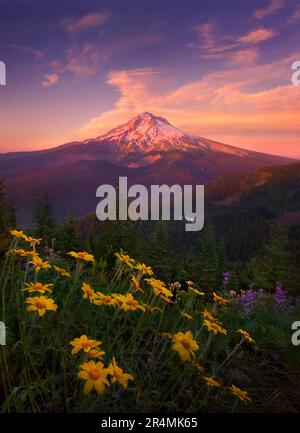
[
  {"left": 134, "top": 262, "right": 153, "bottom": 275},
  {"left": 145, "top": 278, "right": 173, "bottom": 298},
  {"left": 189, "top": 287, "right": 205, "bottom": 296},
  {"left": 77, "top": 361, "right": 110, "bottom": 395},
  {"left": 107, "top": 357, "right": 134, "bottom": 388},
  {"left": 68, "top": 251, "right": 95, "bottom": 263},
  {"left": 22, "top": 282, "right": 53, "bottom": 294},
  {"left": 70, "top": 335, "right": 102, "bottom": 355},
  {"left": 81, "top": 282, "right": 97, "bottom": 302},
  {"left": 25, "top": 296, "right": 57, "bottom": 316},
  {"left": 29, "top": 256, "right": 51, "bottom": 273},
  {"left": 201, "top": 310, "right": 220, "bottom": 323},
  {"left": 237, "top": 329, "right": 256, "bottom": 344},
  {"left": 203, "top": 319, "right": 227, "bottom": 335},
  {"left": 88, "top": 349, "right": 106, "bottom": 360},
  {"left": 229, "top": 385, "right": 252, "bottom": 403},
  {"left": 172, "top": 331, "right": 199, "bottom": 362},
  {"left": 9, "top": 229, "right": 26, "bottom": 239},
  {"left": 54, "top": 265, "right": 70, "bottom": 277},
  {"left": 23, "top": 235, "right": 42, "bottom": 246},
  {"left": 203, "top": 376, "right": 221, "bottom": 388},
  {"left": 115, "top": 252, "right": 135, "bottom": 268},
  {"left": 113, "top": 293, "right": 145, "bottom": 312},
  {"left": 130, "top": 274, "right": 143, "bottom": 293},
  {"left": 10, "top": 248, "right": 38, "bottom": 257},
  {"left": 94, "top": 292, "right": 117, "bottom": 307},
  {"left": 212, "top": 292, "right": 228, "bottom": 305}
]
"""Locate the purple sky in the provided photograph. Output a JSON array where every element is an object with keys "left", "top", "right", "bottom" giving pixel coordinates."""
[{"left": 0, "top": 0, "right": 300, "bottom": 157}]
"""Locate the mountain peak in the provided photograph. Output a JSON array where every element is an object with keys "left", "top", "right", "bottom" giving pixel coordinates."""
[
  {"left": 100, "top": 112, "right": 194, "bottom": 155},
  {"left": 135, "top": 111, "right": 170, "bottom": 124}
]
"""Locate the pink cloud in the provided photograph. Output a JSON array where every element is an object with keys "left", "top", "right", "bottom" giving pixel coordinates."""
[
  {"left": 230, "top": 48, "right": 260, "bottom": 65},
  {"left": 42, "top": 73, "right": 60, "bottom": 87},
  {"left": 253, "top": 0, "right": 285, "bottom": 20},
  {"left": 193, "top": 21, "right": 217, "bottom": 50},
  {"left": 64, "top": 11, "right": 110, "bottom": 34},
  {"left": 238, "top": 28, "right": 277, "bottom": 44},
  {"left": 191, "top": 24, "right": 277, "bottom": 63}
]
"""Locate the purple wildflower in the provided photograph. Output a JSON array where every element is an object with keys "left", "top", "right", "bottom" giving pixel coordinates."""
[
  {"left": 223, "top": 271, "right": 231, "bottom": 281},
  {"left": 274, "top": 283, "right": 287, "bottom": 307},
  {"left": 239, "top": 289, "right": 256, "bottom": 313},
  {"left": 222, "top": 271, "right": 231, "bottom": 286}
]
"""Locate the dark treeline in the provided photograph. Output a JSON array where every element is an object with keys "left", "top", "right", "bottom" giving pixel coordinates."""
[{"left": 1, "top": 182, "right": 299, "bottom": 294}]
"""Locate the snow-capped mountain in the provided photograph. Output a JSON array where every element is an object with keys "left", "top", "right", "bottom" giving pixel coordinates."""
[
  {"left": 0, "top": 112, "right": 292, "bottom": 175},
  {"left": 0, "top": 112, "right": 296, "bottom": 224},
  {"left": 98, "top": 112, "right": 199, "bottom": 153},
  {"left": 72, "top": 112, "right": 285, "bottom": 167}
]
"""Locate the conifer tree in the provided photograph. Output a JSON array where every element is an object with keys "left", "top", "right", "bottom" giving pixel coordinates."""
[
  {"left": 185, "top": 224, "right": 220, "bottom": 290},
  {"left": 253, "top": 223, "right": 297, "bottom": 291},
  {"left": 32, "top": 193, "right": 56, "bottom": 246},
  {"left": 58, "top": 212, "right": 79, "bottom": 253},
  {"left": 146, "top": 221, "right": 173, "bottom": 281}
]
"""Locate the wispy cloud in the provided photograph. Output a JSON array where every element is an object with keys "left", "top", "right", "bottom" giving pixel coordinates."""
[
  {"left": 253, "top": 0, "right": 285, "bottom": 20},
  {"left": 237, "top": 28, "right": 277, "bottom": 44},
  {"left": 1, "top": 43, "right": 44, "bottom": 59},
  {"left": 44, "top": 32, "right": 162, "bottom": 85},
  {"left": 63, "top": 11, "right": 110, "bottom": 34},
  {"left": 191, "top": 23, "right": 278, "bottom": 63}
]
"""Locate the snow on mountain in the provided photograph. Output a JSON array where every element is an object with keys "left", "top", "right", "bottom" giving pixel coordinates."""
[{"left": 80, "top": 112, "right": 254, "bottom": 161}]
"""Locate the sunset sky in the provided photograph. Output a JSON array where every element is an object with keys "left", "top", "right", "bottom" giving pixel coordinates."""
[{"left": 0, "top": 0, "right": 300, "bottom": 157}]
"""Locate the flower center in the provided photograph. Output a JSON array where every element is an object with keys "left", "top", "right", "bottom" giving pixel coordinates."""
[
  {"left": 36, "top": 300, "right": 47, "bottom": 309},
  {"left": 181, "top": 338, "right": 191, "bottom": 350},
  {"left": 88, "top": 368, "right": 101, "bottom": 380},
  {"left": 126, "top": 300, "right": 137, "bottom": 307},
  {"left": 114, "top": 368, "right": 122, "bottom": 379},
  {"left": 82, "top": 341, "right": 93, "bottom": 349}
]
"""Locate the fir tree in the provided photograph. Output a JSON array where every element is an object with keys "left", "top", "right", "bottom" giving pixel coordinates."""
[
  {"left": 58, "top": 212, "right": 79, "bottom": 253},
  {"left": 146, "top": 221, "right": 173, "bottom": 281},
  {"left": 253, "top": 223, "right": 298, "bottom": 291},
  {"left": 32, "top": 193, "right": 56, "bottom": 246},
  {"left": 185, "top": 224, "right": 220, "bottom": 290}
]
